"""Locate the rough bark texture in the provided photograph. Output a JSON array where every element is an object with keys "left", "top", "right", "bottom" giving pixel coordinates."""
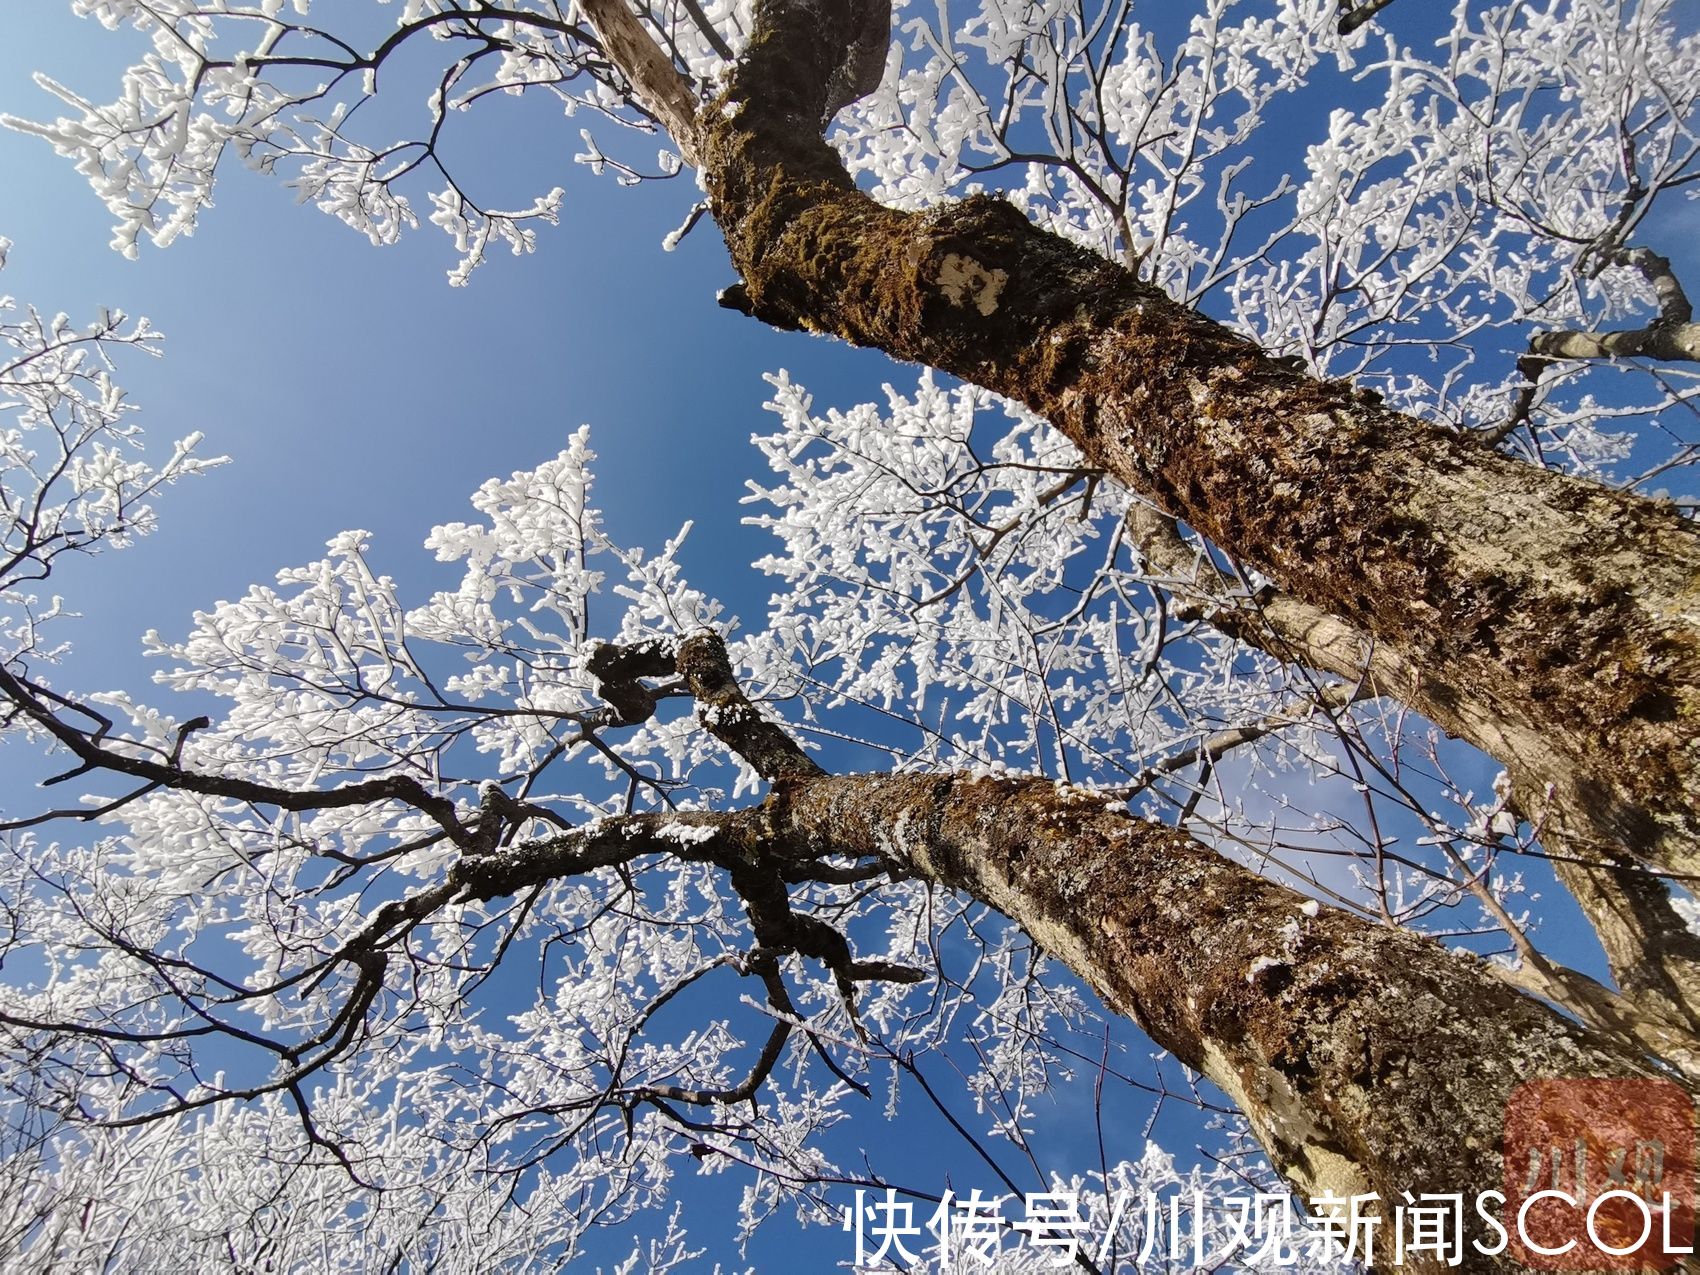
[
  {"left": 1129, "top": 503, "right": 1700, "bottom": 1072},
  {"left": 694, "top": 0, "right": 1700, "bottom": 883},
  {"left": 1555, "top": 860, "right": 1700, "bottom": 1049},
  {"left": 578, "top": 0, "right": 704, "bottom": 163},
  {"left": 1125, "top": 502, "right": 1410, "bottom": 698},
  {"left": 767, "top": 773, "right": 1662, "bottom": 1269},
  {"left": 445, "top": 762, "right": 1662, "bottom": 1270},
  {"left": 619, "top": 632, "right": 1672, "bottom": 1265}
]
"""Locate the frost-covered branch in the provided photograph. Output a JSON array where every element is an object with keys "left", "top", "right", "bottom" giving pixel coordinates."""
[
  {"left": 1, "top": 2, "right": 744, "bottom": 281},
  {"left": 9, "top": 0, "right": 1700, "bottom": 1264}
]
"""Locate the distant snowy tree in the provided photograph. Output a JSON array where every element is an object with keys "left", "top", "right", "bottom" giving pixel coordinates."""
[{"left": 3, "top": 0, "right": 1700, "bottom": 1267}]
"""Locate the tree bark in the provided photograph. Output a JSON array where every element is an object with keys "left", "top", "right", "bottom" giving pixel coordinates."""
[
  {"left": 669, "top": 0, "right": 1700, "bottom": 884},
  {"left": 774, "top": 772, "right": 1665, "bottom": 1204},
  {"left": 556, "top": 2, "right": 1700, "bottom": 1254},
  {"left": 447, "top": 761, "right": 1662, "bottom": 1268},
  {"left": 1128, "top": 503, "right": 1700, "bottom": 1070},
  {"left": 784, "top": 773, "right": 1666, "bottom": 1266},
  {"left": 584, "top": 633, "right": 1665, "bottom": 1266},
  {"left": 665, "top": 770, "right": 1669, "bottom": 1267},
  {"left": 1528, "top": 247, "right": 1699, "bottom": 365}
]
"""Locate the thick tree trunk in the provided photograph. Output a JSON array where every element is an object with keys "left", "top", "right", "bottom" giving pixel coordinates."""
[
  {"left": 455, "top": 764, "right": 1663, "bottom": 1268},
  {"left": 767, "top": 773, "right": 1663, "bottom": 1268},
  {"left": 679, "top": 0, "right": 1700, "bottom": 882},
  {"left": 777, "top": 769, "right": 1664, "bottom": 1168},
  {"left": 1128, "top": 504, "right": 1700, "bottom": 1071},
  {"left": 579, "top": 635, "right": 1667, "bottom": 1266}
]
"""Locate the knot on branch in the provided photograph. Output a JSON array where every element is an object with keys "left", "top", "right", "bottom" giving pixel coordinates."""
[
  {"left": 676, "top": 631, "right": 824, "bottom": 783},
  {"left": 585, "top": 636, "right": 677, "bottom": 725}
]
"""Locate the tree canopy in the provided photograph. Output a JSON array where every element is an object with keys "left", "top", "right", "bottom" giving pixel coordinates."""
[{"left": 1, "top": 0, "right": 1698, "bottom": 1268}]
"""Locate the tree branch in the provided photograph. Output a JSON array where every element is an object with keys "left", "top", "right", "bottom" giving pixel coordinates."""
[
  {"left": 577, "top": 0, "right": 703, "bottom": 164},
  {"left": 0, "top": 665, "right": 474, "bottom": 845},
  {"left": 674, "top": 632, "right": 824, "bottom": 783},
  {"left": 1527, "top": 247, "right": 1700, "bottom": 364},
  {"left": 1337, "top": 0, "right": 1401, "bottom": 35}
]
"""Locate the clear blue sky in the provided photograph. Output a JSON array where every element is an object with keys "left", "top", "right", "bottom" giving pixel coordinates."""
[{"left": 0, "top": 6, "right": 885, "bottom": 696}]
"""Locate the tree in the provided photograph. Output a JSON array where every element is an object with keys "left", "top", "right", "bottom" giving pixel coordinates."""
[{"left": 1, "top": 0, "right": 1698, "bottom": 1268}]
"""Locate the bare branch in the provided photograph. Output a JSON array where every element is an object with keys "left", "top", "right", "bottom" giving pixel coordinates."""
[
  {"left": 1337, "top": 0, "right": 1400, "bottom": 36},
  {"left": 578, "top": 0, "right": 703, "bottom": 164},
  {"left": 674, "top": 632, "right": 824, "bottom": 783},
  {"left": 1527, "top": 247, "right": 1700, "bottom": 364}
]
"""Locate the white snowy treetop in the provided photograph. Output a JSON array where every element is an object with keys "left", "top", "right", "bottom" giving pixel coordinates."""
[
  {"left": 9, "top": 0, "right": 1693, "bottom": 481},
  {"left": 0, "top": 0, "right": 1696, "bottom": 1265}
]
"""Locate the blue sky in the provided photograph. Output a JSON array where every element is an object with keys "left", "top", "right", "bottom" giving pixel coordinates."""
[
  {"left": 0, "top": 9, "right": 1191, "bottom": 1270},
  {"left": 0, "top": 5, "right": 886, "bottom": 697},
  {"left": 4, "top": 3, "right": 1699, "bottom": 1268},
  {"left": 0, "top": 12, "right": 926, "bottom": 1267}
]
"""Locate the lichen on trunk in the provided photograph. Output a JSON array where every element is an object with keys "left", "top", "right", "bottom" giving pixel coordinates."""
[
  {"left": 696, "top": 0, "right": 1700, "bottom": 884},
  {"left": 765, "top": 771, "right": 1664, "bottom": 1269}
]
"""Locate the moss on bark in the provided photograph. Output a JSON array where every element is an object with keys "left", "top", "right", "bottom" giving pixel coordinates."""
[
  {"left": 699, "top": 0, "right": 1700, "bottom": 878},
  {"left": 768, "top": 772, "right": 1665, "bottom": 1269}
]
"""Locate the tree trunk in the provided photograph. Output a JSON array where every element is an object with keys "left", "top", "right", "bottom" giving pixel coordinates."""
[
  {"left": 451, "top": 762, "right": 1662, "bottom": 1268},
  {"left": 578, "top": 635, "right": 1668, "bottom": 1266},
  {"left": 770, "top": 773, "right": 1662, "bottom": 1268},
  {"left": 1127, "top": 504, "right": 1700, "bottom": 1071},
  {"left": 675, "top": 0, "right": 1700, "bottom": 883}
]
